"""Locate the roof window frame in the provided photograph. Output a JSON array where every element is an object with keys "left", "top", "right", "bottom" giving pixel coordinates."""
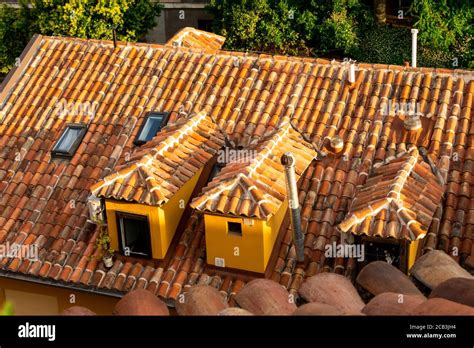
[
  {"left": 51, "top": 123, "right": 87, "bottom": 158},
  {"left": 134, "top": 111, "right": 170, "bottom": 146}
]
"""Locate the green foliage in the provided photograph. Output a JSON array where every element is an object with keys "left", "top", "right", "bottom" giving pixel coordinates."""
[
  {"left": 350, "top": 24, "right": 473, "bottom": 69},
  {"left": 95, "top": 228, "right": 114, "bottom": 258},
  {"left": 410, "top": 0, "right": 473, "bottom": 51},
  {"left": 207, "top": 0, "right": 307, "bottom": 55},
  {"left": 208, "top": 0, "right": 473, "bottom": 69},
  {"left": 0, "top": 2, "right": 34, "bottom": 73},
  {"left": 1, "top": 301, "right": 14, "bottom": 315},
  {"left": 0, "top": 0, "right": 162, "bottom": 73},
  {"left": 31, "top": 0, "right": 163, "bottom": 41},
  {"left": 296, "top": 0, "right": 374, "bottom": 54},
  {"left": 207, "top": 0, "right": 373, "bottom": 56}
]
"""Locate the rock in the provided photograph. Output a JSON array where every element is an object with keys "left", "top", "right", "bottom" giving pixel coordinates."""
[
  {"left": 175, "top": 285, "right": 228, "bottom": 315},
  {"left": 292, "top": 302, "right": 342, "bottom": 316},
  {"left": 410, "top": 250, "right": 473, "bottom": 289},
  {"left": 362, "top": 293, "right": 426, "bottom": 316},
  {"left": 62, "top": 306, "right": 96, "bottom": 316},
  {"left": 357, "top": 261, "right": 423, "bottom": 296},
  {"left": 429, "top": 278, "right": 474, "bottom": 307},
  {"left": 113, "top": 289, "right": 169, "bottom": 316},
  {"left": 298, "top": 273, "right": 364, "bottom": 314},
  {"left": 411, "top": 298, "right": 474, "bottom": 315},
  {"left": 218, "top": 307, "right": 253, "bottom": 316},
  {"left": 234, "top": 279, "right": 296, "bottom": 315}
]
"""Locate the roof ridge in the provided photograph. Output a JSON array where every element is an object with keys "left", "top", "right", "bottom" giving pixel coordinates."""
[
  {"left": 91, "top": 111, "right": 208, "bottom": 196},
  {"left": 338, "top": 146, "right": 420, "bottom": 233},
  {"left": 37, "top": 35, "right": 474, "bottom": 77}
]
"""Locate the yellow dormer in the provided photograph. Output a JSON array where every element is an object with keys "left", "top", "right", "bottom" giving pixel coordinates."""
[
  {"left": 191, "top": 119, "right": 317, "bottom": 273},
  {"left": 89, "top": 112, "right": 225, "bottom": 260}
]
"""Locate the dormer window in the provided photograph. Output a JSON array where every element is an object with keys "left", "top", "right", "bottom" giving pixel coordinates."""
[
  {"left": 52, "top": 123, "right": 87, "bottom": 158},
  {"left": 117, "top": 212, "right": 152, "bottom": 258},
  {"left": 227, "top": 222, "right": 242, "bottom": 236},
  {"left": 134, "top": 112, "right": 170, "bottom": 145}
]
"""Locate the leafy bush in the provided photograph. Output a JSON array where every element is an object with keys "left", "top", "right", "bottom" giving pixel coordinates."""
[
  {"left": 350, "top": 24, "right": 472, "bottom": 69},
  {"left": 410, "top": 0, "right": 473, "bottom": 51},
  {"left": 208, "top": 0, "right": 373, "bottom": 56},
  {"left": 31, "top": 0, "right": 162, "bottom": 42},
  {"left": 0, "top": 2, "right": 34, "bottom": 73},
  {"left": 0, "top": 0, "right": 162, "bottom": 73}
]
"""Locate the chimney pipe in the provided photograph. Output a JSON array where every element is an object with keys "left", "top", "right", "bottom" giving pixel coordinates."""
[
  {"left": 112, "top": 28, "right": 117, "bottom": 48},
  {"left": 348, "top": 61, "right": 356, "bottom": 84},
  {"left": 281, "top": 152, "right": 305, "bottom": 262},
  {"left": 411, "top": 29, "right": 418, "bottom": 68}
]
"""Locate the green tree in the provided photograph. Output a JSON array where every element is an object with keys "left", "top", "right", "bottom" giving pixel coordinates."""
[
  {"left": 207, "top": 0, "right": 373, "bottom": 56},
  {"left": 207, "top": 0, "right": 307, "bottom": 55},
  {"left": 0, "top": 1, "right": 34, "bottom": 73},
  {"left": 410, "top": 0, "right": 473, "bottom": 51},
  {"left": 31, "top": 0, "right": 163, "bottom": 41}
]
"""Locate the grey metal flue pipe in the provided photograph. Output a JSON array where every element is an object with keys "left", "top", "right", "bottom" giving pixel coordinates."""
[{"left": 281, "top": 152, "right": 305, "bottom": 262}]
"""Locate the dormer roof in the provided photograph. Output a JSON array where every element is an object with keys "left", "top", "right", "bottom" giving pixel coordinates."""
[
  {"left": 190, "top": 119, "right": 317, "bottom": 219},
  {"left": 338, "top": 147, "right": 445, "bottom": 240},
  {"left": 91, "top": 112, "right": 225, "bottom": 205}
]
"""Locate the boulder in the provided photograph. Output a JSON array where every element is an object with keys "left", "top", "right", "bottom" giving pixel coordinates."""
[
  {"left": 410, "top": 250, "right": 472, "bottom": 289},
  {"left": 362, "top": 292, "right": 426, "bottom": 316},
  {"left": 357, "top": 261, "right": 423, "bottom": 296},
  {"left": 292, "top": 302, "right": 342, "bottom": 316},
  {"left": 429, "top": 278, "right": 474, "bottom": 307},
  {"left": 62, "top": 306, "right": 96, "bottom": 316},
  {"left": 218, "top": 307, "right": 253, "bottom": 316},
  {"left": 298, "top": 273, "right": 364, "bottom": 314},
  {"left": 411, "top": 298, "right": 474, "bottom": 315},
  {"left": 234, "top": 279, "right": 296, "bottom": 315},
  {"left": 175, "top": 285, "right": 228, "bottom": 315},
  {"left": 113, "top": 289, "right": 169, "bottom": 316}
]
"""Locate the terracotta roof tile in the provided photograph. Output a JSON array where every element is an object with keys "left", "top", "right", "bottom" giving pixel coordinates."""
[
  {"left": 190, "top": 119, "right": 317, "bottom": 219},
  {"left": 0, "top": 31, "right": 473, "bottom": 306},
  {"left": 91, "top": 112, "right": 225, "bottom": 205},
  {"left": 166, "top": 27, "right": 226, "bottom": 51},
  {"left": 339, "top": 147, "right": 445, "bottom": 240}
]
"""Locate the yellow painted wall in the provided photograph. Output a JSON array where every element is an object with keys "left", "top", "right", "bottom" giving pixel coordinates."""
[
  {"left": 407, "top": 239, "right": 420, "bottom": 274},
  {"left": 204, "top": 201, "right": 288, "bottom": 273},
  {"left": 161, "top": 167, "right": 203, "bottom": 253},
  {"left": 105, "top": 168, "right": 202, "bottom": 259},
  {"left": 0, "top": 277, "right": 118, "bottom": 315}
]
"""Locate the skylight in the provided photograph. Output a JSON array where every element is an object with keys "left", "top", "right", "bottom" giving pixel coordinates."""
[
  {"left": 134, "top": 112, "right": 170, "bottom": 145},
  {"left": 51, "top": 124, "right": 87, "bottom": 158}
]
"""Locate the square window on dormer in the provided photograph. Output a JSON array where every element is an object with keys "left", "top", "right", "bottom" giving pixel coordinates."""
[
  {"left": 227, "top": 221, "right": 242, "bottom": 236},
  {"left": 52, "top": 123, "right": 87, "bottom": 158},
  {"left": 134, "top": 112, "right": 170, "bottom": 145}
]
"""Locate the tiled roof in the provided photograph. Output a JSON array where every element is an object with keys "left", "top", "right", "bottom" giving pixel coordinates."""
[
  {"left": 0, "top": 31, "right": 473, "bottom": 304},
  {"left": 165, "top": 27, "right": 226, "bottom": 50},
  {"left": 91, "top": 112, "right": 225, "bottom": 205},
  {"left": 338, "top": 147, "right": 445, "bottom": 240},
  {"left": 190, "top": 118, "right": 317, "bottom": 219}
]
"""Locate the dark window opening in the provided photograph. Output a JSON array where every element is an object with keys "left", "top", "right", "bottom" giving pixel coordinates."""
[
  {"left": 197, "top": 19, "right": 213, "bottom": 32},
  {"left": 52, "top": 123, "right": 87, "bottom": 158},
  {"left": 228, "top": 222, "right": 242, "bottom": 236},
  {"left": 116, "top": 212, "right": 152, "bottom": 258},
  {"left": 365, "top": 241, "right": 401, "bottom": 268},
  {"left": 134, "top": 112, "right": 170, "bottom": 145},
  {"left": 207, "top": 162, "right": 224, "bottom": 183}
]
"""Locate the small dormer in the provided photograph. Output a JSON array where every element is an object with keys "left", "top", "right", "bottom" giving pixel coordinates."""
[
  {"left": 190, "top": 119, "right": 317, "bottom": 273},
  {"left": 338, "top": 147, "right": 445, "bottom": 273},
  {"left": 89, "top": 112, "right": 225, "bottom": 260}
]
